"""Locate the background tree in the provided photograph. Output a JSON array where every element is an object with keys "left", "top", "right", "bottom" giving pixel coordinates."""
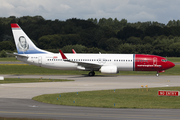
[{"left": 1, "top": 16, "right": 180, "bottom": 57}]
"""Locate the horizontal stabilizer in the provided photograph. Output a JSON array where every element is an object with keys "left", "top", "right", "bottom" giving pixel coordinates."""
[{"left": 6, "top": 52, "right": 29, "bottom": 58}]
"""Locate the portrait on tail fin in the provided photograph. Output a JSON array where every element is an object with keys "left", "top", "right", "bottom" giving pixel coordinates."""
[{"left": 18, "top": 36, "right": 29, "bottom": 52}]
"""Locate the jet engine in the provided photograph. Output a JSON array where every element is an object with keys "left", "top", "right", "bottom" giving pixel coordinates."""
[{"left": 100, "top": 65, "right": 118, "bottom": 74}]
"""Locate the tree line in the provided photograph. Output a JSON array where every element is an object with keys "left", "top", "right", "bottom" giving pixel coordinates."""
[{"left": 0, "top": 16, "right": 180, "bottom": 57}]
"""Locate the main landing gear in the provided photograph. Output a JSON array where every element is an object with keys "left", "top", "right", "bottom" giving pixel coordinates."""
[{"left": 88, "top": 71, "right": 95, "bottom": 76}]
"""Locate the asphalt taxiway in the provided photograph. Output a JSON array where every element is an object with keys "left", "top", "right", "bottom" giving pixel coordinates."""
[
  {"left": 0, "top": 75, "right": 180, "bottom": 120},
  {"left": 0, "top": 98, "right": 180, "bottom": 120},
  {"left": 1, "top": 75, "right": 180, "bottom": 99}
]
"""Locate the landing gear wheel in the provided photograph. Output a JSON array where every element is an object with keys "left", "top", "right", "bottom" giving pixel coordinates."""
[
  {"left": 88, "top": 71, "right": 95, "bottom": 76},
  {"left": 156, "top": 74, "right": 159, "bottom": 77},
  {"left": 156, "top": 72, "right": 159, "bottom": 77}
]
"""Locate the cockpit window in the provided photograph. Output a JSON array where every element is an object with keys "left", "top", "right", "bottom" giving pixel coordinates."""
[{"left": 161, "top": 59, "right": 167, "bottom": 62}]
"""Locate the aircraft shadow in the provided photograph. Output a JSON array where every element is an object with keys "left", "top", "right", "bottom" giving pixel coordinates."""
[{"left": 68, "top": 74, "right": 118, "bottom": 78}]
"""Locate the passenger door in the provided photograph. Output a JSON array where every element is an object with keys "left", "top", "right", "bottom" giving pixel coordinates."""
[{"left": 38, "top": 56, "right": 42, "bottom": 66}]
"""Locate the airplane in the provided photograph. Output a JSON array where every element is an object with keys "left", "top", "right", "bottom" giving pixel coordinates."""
[{"left": 11, "top": 23, "right": 175, "bottom": 76}]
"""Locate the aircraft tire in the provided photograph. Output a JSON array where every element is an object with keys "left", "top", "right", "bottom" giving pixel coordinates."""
[
  {"left": 156, "top": 73, "right": 159, "bottom": 77},
  {"left": 88, "top": 71, "right": 95, "bottom": 76}
]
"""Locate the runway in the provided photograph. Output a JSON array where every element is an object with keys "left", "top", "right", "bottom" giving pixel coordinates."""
[
  {"left": 0, "top": 75, "right": 180, "bottom": 120},
  {"left": 1, "top": 75, "right": 180, "bottom": 99}
]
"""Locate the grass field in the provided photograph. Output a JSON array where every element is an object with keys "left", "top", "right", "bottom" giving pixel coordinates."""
[
  {"left": 0, "top": 64, "right": 179, "bottom": 75},
  {"left": 33, "top": 87, "right": 180, "bottom": 109},
  {"left": 0, "top": 64, "right": 89, "bottom": 75},
  {"left": 167, "top": 57, "right": 180, "bottom": 63},
  {"left": 0, "top": 57, "right": 180, "bottom": 62},
  {"left": 0, "top": 78, "right": 73, "bottom": 84},
  {"left": 0, "top": 57, "right": 18, "bottom": 61}
]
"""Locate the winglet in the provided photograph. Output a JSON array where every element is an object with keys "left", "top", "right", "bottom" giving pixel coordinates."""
[
  {"left": 72, "top": 49, "right": 76, "bottom": 54},
  {"left": 59, "top": 50, "right": 67, "bottom": 60}
]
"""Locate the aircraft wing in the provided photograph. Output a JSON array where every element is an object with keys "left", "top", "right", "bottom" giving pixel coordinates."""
[
  {"left": 70, "top": 60, "right": 101, "bottom": 70},
  {"left": 59, "top": 50, "right": 101, "bottom": 70},
  {"left": 73, "top": 61, "right": 101, "bottom": 69}
]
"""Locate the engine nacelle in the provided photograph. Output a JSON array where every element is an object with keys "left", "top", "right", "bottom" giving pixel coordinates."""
[{"left": 100, "top": 65, "right": 118, "bottom": 74}]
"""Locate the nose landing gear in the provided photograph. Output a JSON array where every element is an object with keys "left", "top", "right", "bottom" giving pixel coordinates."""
[
  {"left": 156, "top": 70, "right": 165, "bottom": 77},
  {"left": 156, "top": 71, "right": 159, "bottom": 77},
  {"left": 156, "top": 72, "right": 159, "bottom": 77}
]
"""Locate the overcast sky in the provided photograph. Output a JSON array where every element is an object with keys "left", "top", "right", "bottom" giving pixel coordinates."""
[{"left": 1, "top": 0, "right": 180, "bottom": 24}]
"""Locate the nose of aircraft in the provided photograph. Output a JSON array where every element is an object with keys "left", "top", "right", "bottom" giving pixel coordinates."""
[{"left": 168, "top": 61, "right": 175, "bottom": 68}]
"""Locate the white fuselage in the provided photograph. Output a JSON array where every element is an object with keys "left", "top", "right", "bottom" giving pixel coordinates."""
[
  {"left": 17, "top": 53, "right": 134, "bottom": 71},
  {"left": 11, "top": 23, "right": 175, "bottom": 76}
]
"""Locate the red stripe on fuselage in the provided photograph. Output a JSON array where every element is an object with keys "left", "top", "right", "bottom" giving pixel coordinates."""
[{"left": 134, "top": 54, "right": 169, "bottom": 71}]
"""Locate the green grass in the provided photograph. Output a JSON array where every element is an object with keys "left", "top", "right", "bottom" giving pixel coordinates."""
[
  {"left": 0, "top": 78, "right": 73, "bottom": 84},
  {"left": 0, "top": 57, "right": 19, "bottom": 61},
  {"left": 33, "top": 87, "right": 180, "bottom": 109},
  {"left": 0, "top": 64, "right": 179, "bottom": 75},
  {"left": 167, "top": 57, "right": 180, "bottom": 63},
  {"left": 0, "top": 64, "right": 90, "bottom": 75}
]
